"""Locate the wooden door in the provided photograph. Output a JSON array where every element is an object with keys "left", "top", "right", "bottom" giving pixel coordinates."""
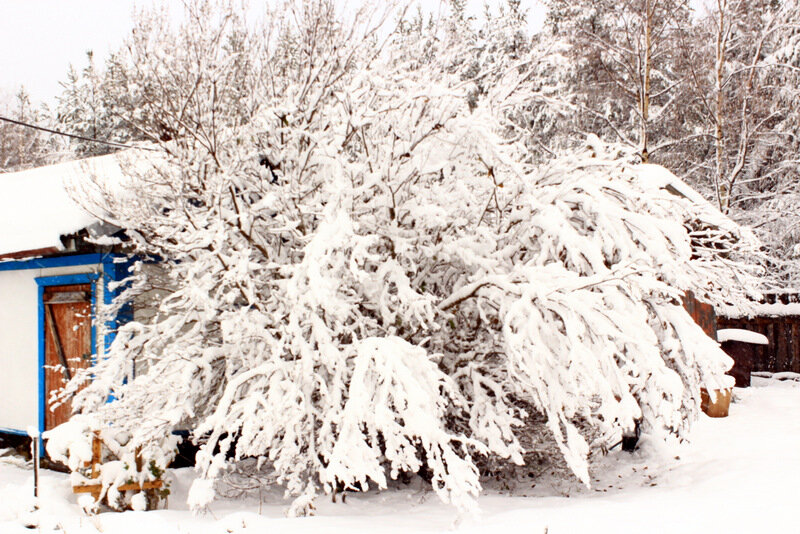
[{"left": 43, "top": 284, "right": 93, "bottom": 430}]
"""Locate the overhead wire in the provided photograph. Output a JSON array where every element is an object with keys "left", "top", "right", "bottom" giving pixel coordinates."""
[{"left": 0, "top": 115, "right": 157, "bottom": 152}]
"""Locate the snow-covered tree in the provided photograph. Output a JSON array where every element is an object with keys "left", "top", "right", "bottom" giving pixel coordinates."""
[
  {"left": 0, "top": 87, "right": 64, "bottom": 172},
  {"left": 543, "top": 0, "right": 693, "bottom": 163},
  {"left": 674, "top": 0, "right": 800, "bottom": 286},
  {"left": 56, "top": 53, "right": 112, "bottom": 157},
  {"left": 55, "top": 8, "right": 189, "bottom": 157},
  {"left": 62, "top": 0, "right": 760, "bottom": 516}
]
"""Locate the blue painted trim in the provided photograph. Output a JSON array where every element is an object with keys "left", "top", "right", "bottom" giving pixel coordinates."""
[
  {"left": 100, "top": 256, "right": 135, "bottom": 396},
  {"left": 101, "top": 256, "right": 133, "bottom": 352},
  {"left": 0, "top": 253, "right": 110, "bottom": 273},
  {"left": 0, "top": 427, "right": 29, "bottom": 437},
  {"left": 35, "top": 273, "right": 100, "bottom": 288},
  {"left": 36, "top": 272, "right": 100, "bottom": 454}
]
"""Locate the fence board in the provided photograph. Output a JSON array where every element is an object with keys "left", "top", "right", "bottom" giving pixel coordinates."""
[
  {"left": 793, "top": 322, "right": 800, "bottom": 373},
  {"left": 717, "top": 315, "right": 800, "bottom": 373}
]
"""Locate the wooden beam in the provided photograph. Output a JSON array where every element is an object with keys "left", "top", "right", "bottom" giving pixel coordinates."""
[
  {"left": 45, "top": 291, "right": 91, "bottom": 304},
  {"left": 0, "top": 247, "right": 60, "bottom": 261},
  {"left": 45, "top": 303, "right": 72, "bottom": 382},
  {"left": 72, "top": 480, "right": 163, "bottom": 494},
  {"left": 91, "top": 433, "right": 102, "bottom": 479}
]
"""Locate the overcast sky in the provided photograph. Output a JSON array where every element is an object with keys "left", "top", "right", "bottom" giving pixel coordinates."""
[
  {"left": 0, "top": 1, "right": 157, "bottom": 106},
  {"left": 0, "top": 1, "right": 546, "bottom": 108}
]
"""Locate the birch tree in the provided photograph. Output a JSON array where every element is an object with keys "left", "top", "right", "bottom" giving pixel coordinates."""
[
  {"left": 678, "top": 0, "right": 800, "bottom": 284},
  {"left": 544, "top": 0, "right": 692, "bottom": 163}
]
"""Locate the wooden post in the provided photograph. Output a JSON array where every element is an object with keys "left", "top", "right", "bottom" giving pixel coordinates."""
[
  {"left": 90, "top": 431, "right": 102, "bottom": 501},
  {"left": 72, "top": 431, "right": 163, "bottom": 508},
  {"left": 31, "top": 435, "right": 39, "bottom": 500},
  {"left": 91, "top": 432, "right": 101, "bottom": 479},
  {"left": 135, "top": 446, "right": 143, "bottom": 473},
  {"left": 45, "top": 304, "right": 72, "bottom": 382}
]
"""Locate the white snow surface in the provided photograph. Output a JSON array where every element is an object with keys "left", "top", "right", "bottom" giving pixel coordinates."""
[
  {"left": 636, "top": 164, "right": 741, "bottom": 236},
  {"left": 720, "top": 302, "right": 800, "bottom": 318},
  {"left": 0, "top": 153, "right": 125, "bottom": 257},
  {"left": 717, "top": 328, "right": 769, "bottom": 345},
  {"left": 2, "top": 376, "right": 798, "bottom": 533}
]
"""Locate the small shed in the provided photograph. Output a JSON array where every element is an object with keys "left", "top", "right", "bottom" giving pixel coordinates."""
[{"left": 0, "top": 154, "right": 132, "bottom": 438}]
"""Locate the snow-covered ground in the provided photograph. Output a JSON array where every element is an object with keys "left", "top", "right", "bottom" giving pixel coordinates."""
[{"left": 2, "top": 375, "right": 798, "bottom": 534}]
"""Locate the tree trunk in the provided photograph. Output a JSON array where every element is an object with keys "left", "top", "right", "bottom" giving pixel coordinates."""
[
  {"left": 714, "top": 0, "right": 727, "bottom": 211},
  {"left": 641, "top": 0, "right": 652, "bottom": 163}
]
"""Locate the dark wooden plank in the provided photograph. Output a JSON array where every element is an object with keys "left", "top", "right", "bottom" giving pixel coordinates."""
[
  {"left": 770, "top": 320, "right": 781, "bottom": 372},
  {"left": 756, "top": 323, "right": 771, "bottom": 372},
  {"left": 767, "top": 322, "right": 776, "bottom": 372},
  {"left": 793, "top": 321, "right": 800, "bottom": 373},
  {"left": 779, "top": 320, "right": 791, "bottom": 372}
]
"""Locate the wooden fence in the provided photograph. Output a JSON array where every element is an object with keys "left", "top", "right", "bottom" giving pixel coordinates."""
[
  {"left": 683, "top": 292, "right": 717, "bottom": 338},
  {"left": 717, "top": 315, "right": 800, "bottom": 374}
]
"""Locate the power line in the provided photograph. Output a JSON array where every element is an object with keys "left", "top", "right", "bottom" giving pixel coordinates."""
[{"left": 0, "top": 115, "right": 156, "bottom": 152}]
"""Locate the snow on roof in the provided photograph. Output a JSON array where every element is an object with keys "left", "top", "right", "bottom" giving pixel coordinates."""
[
  {"left": 635, "top": 164, "right": 740, "bottom": 235},
  {"left": 717, "top": 328, "right": 769, "bottom": 345},
  {"left": 0, "top": 153, "right": 126, "bottom": 257}
]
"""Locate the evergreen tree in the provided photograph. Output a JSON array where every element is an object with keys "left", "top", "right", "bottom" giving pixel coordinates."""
[{"left": 0, "top": 87, "right": 63, "bottom": 172}]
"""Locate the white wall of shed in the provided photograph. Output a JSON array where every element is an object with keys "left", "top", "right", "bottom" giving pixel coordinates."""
[{"left": 0, "top": 263, "right": 103, "bottom": 434}]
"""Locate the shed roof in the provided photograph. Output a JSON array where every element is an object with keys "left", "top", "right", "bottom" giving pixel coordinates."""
[
  {"left": 635, "top": 164, "right": 741, "bottom": 236},
  {"left": 0, "top": 153, "right": 125, "bottom": 259}
]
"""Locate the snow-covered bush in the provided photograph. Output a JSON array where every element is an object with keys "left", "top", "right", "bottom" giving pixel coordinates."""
[
  {"left": 64, "top": 0, "right": 760, "bottom": 515},
  {"left": 44, "top": 414, "right": 176, "bottom": 511}
]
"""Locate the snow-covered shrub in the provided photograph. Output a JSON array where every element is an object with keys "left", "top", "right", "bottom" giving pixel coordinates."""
[
  {"left": 64, "top": 0, "right": 759, "bottom": 515},
  {"left": 44, "top": 414, "right": 176, "bottom": 511}
]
